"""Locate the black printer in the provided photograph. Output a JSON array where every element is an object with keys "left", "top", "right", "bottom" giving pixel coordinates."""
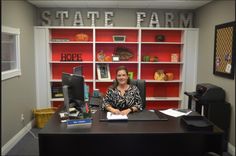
[
  {"left": 185, "top": 83, "right": 231, "bottom": 150},
  {"left": 195, "top": 83, "right": 225, "bottom": 101},
  {"left": 185, "top": 83, "right": 225, "bottom": 115}
]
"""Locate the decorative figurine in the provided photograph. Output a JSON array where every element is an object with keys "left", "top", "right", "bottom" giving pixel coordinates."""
[
  {"left": 165, "top": 73, "right": 174, "bottom": 80},
  {"left": 97, "top": 50, "right": 105, "bottom": 61},
  {"left": 154, "top": 70, "right": 167, "bottom": 81},
  {"left": 150, "top": 56, "right": 158, "bottom": 62},
  {"left": 155, "top": 35, "right": 165, "bottom": 42},
  {"left": 143, "top": 55, "right": 150, "bottom": 62},
  {"left": 114, "top": 46, "right": 133, "bottom": 61},
  {"left": 104, "top": 55, "right": 112, "bottom": 62},
  {"left": 75, "top": 33, "right": 89, "bottom": 41}
]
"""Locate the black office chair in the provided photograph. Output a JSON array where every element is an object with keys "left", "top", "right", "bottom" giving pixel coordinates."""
[
  {"left": 130, "top": 79, "right": 146, "bottom": 109},
  {"left": 204, "top": 152, "right": 221, "bottom": 156}
]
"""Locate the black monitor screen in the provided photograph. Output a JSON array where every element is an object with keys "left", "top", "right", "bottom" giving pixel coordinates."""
[{"left": 62, "top": 72, "right": 85, "bottom": 109}]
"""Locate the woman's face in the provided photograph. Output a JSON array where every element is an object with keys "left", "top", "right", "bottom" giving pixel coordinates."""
[{"left": 116, "top": 69, "right": 128, "bottom": 85}]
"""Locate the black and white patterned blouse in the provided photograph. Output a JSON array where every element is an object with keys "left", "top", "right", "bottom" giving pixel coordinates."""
[{"left": 102, "top": 85, "right": 143, "bottom": 111}]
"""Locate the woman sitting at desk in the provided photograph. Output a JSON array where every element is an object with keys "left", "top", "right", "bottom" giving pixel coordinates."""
[{"left": 102, "top": 66, "right": 143, "bottom": 115}]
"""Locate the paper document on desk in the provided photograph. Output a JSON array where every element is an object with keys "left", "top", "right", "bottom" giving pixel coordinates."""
[
  {"left": 107, "top": 112, "right": 128, "bottom": 120},
  {"left": 160, "top": 109, "right": 192, "bottom": 117}
]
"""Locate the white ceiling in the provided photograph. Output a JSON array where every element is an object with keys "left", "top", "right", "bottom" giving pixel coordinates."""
[{"left": 27, "top": 0, "right": 213, "bottom": 9}]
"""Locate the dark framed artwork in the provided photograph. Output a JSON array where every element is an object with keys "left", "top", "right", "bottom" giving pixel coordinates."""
[
  {"left": 213, "top": 21, "right": 235, "bottom": 79},
  {"left": 97, "top": 64, "right": 111, "bottom": 80}
]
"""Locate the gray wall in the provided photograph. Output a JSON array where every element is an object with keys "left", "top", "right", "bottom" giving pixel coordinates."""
[
  {"left": 195, "top": 0, "right": 235, "bottom": 146},
  {"left": 2, "top": 0, "right": 37, "bottom": 146}
]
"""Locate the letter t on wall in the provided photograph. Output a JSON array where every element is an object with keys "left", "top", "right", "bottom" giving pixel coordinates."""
[
  {"left": 87, "top": 11, "right": 99, "bottom": 27},
  {"left": 56, "top": 11, "right": 69, "bottom": 26}
]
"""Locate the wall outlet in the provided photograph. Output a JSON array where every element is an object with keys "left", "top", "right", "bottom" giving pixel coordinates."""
[{"left": 21, "top": 114, "right": 24, "bottom": 122}]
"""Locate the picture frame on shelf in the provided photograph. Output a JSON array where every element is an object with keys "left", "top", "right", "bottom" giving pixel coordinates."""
[
  {"left": 171, "top": 53, "right": 179, "bottom": 62},
  {"left": 113, "top": 35, "right": 126, "bottom": 42},
  {"left": 213, "top": 21, "right": 235, "bottom": 79},
  {"left": 97, "top": 64, "right": 111, "bottom": 80},
  {"left": 112, "top": 55, "right": 120, "bottom": 62}
]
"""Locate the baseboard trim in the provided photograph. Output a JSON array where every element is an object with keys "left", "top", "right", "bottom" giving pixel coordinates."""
[
  {"left": 228, "top": 142, "right": 235, "bottom": 156},
  {"left": 1, "top": 120, "right": 34, "bottom": 156}
]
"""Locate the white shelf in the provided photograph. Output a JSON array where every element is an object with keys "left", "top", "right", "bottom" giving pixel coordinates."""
[
  {"left": 146, "top": 80, "right": 182, "bottom": 83},
  {"left": 49, "top": 61, "right": 93, "bottom": 64},
  {"left": 95, "top": 80, "right": 113, "bottom": 83},
  {"left": 49, "top": 41, "right": 93, "bottom": 44},
  {"left": 96, "top": 61, "right": 138, "bottom": 64},
  {"left": 141, "top": 42, "right": 183, "bottom": 44},
  {"left": 96, "top": 42, "right": 138, "bottom": 44},
  {"left": 141, "top": 62, "right": 183, "bottom": 64},
  {"left": 50, "top": 79, "right": 93, "bottom": 82},
  {"left": 50, "top": 98, "right": 64, "bottom": 102},
  {"left": 146, "top": 97, "right": 181, "bottom": 101}
]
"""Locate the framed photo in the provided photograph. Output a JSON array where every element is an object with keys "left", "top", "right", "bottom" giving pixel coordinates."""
[
  {"left": 113, "top": 35, "right": 126, "bottom": 42},
  {"left": 97, "top": 64, "right": 111, "bottom": 80},
  {"left": 213, "top": 21, "right": 235, "bottom": 79},
  {"left": 171, "top": 53, "right": 179, "bottom": 62},
  {"left": 112, "top": 55, "right": 120, "bottom": 62}
]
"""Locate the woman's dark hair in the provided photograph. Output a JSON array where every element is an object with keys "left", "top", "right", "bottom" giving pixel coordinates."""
[{"left": 112, "top": 66, "right": 131, "bottom": 89}]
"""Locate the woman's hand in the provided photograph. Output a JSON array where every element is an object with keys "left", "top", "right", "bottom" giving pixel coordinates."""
[
  {"left": 120, "top": 108, "right": 132, "bottom": 115},
  {"left": 110, "top": 108, "right": 121, "bottom": 115}
]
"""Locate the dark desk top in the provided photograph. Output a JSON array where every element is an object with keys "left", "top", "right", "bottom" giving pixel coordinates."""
[{"left": 39, "top": 106, "right": 223, "bottom": 135}]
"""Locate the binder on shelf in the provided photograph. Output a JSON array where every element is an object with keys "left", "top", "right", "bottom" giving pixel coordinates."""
[{"left": 73, "top": 66, "right": 83, "bottom": 76}]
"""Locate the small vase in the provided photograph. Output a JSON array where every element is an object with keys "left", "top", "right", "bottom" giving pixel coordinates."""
[{"left": 156, "top": 35, "right": 165, "bottom": 42}]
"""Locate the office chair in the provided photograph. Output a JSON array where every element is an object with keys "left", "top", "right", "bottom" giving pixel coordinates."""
[
  {"left": 204, "top": 152, "right": 221, "bottom": 156},
  {"left": 129, "top": 79, "right": 146, "bottom": 109}
]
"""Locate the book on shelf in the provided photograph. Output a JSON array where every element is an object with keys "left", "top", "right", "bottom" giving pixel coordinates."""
[{"left": 51, "top": 86, "right": 63, "bottom": 98}]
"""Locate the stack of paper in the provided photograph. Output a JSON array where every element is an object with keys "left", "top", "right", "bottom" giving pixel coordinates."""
[
  {"left": 107, "top": 112, "right": 128, "bottom": 120},
  {"left": 160, "top": 109, "right": 192, "bottom": 117}
]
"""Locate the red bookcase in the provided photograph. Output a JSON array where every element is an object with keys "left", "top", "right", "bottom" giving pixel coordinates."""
[
  {"left": 141, "top": 29, "right": 183, "bottom": 109},
  {"left": 34, "top": 27, "right": 198, "bottom": 110},
  {"left": 49, "top": 28, "right": 94, "bottom": 107}
]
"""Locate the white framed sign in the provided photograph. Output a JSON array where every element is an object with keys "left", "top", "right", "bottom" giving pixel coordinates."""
[
  {"left": 112, "top": 55, "right": 120, "bottom": 62},
  {"left": 113, "top": 35, "right": 126, "bottom": 42}
]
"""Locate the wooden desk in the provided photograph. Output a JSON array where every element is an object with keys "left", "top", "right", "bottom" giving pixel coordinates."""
[{"left": 38, "top": 108, "right": 224, "bottom": 156}]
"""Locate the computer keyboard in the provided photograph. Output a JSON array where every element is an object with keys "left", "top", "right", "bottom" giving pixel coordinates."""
[{"left": 89, "top": 96, "right": 103, "bottom": 106}]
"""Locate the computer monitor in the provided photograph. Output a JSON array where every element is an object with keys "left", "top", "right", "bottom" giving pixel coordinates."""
[{"left": 62, "top": 72, "right": 85, "bottom": 112}]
